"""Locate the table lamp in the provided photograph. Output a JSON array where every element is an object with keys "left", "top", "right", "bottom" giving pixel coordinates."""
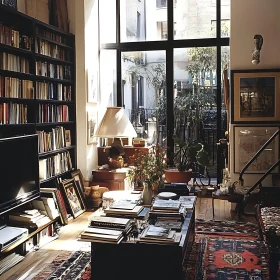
[{"left": 95, "top": 107, "right": 137, "bottom": 167}]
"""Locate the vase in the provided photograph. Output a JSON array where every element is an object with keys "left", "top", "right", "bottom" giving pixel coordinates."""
[{"left": 142, "top": 183, "right": 153, "bottom": 205}]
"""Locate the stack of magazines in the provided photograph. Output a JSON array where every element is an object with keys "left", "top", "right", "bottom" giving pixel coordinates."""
[
  {"left": 79, "top": 216, "right": 133, "bottom": 244},
  {"left": 139, "top": 225, "right": 181, "bottom": 244}
]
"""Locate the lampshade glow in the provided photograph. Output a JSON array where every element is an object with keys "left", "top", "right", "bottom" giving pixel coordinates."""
[{"left": 95, "top": 107, "right": 137, "bottom": 138}]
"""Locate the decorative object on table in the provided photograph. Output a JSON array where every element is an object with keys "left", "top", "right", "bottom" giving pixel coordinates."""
[
  {"left": 127, "top": 144, "right": 167, "bottom": 202},
  {"left": 157, "top": 192, "right": 177, "bottom": 200},
  {"left": 233, "top": 126, "right": 279, "bottom": 173},
  {"left": 164, "top": 136, "right": 209, "bottom": 184},
  {"left": 95, "top": 107, "right": 137, "bottom": 147},
  {"left": 1, "top": 0, "right": 17, "bottom": 9},
  {"left": 230, "top": 69, "right": 280, "bottom": 124},
  {"left": 85, "top": 185, "right": 109, "bottom": 208},
  {"left": 59, "top": 178, "right": 85, "bottom": 218},
  {"left": 252, "top": 34, "right": 263, "bottom": 65}
]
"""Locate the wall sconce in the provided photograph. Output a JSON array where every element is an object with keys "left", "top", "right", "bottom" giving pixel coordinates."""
[{"left": 252, "top": 34, "right": 263, "bottom": 65}]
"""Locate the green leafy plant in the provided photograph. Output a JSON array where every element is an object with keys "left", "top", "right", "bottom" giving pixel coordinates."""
[
  {"left": 127, "top": 144, "right": 167, "bottom": 188},
  {"left": 173, "top": 136, "right": 209, "bottom": 172}
]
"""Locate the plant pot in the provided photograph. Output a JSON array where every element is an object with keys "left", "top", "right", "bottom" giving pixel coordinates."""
[{"left": 164, "top": 169, "right": 193, "bottom": 184}]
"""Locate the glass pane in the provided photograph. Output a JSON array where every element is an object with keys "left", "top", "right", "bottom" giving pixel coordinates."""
[
  {"left": 122, "top": 51, "right": 166, "bottom": 146},
  {"left": 99, "top": 0, "right": 116, "bottom": 43},
  {"left": 221, "top": 46, "right": 230, "bottom": 120},
  {"left": 174, "top": 0, "right": 216, "bottom": 39},
  {"left": 120, "top": 0, "right": 168, "bottom": 42},
  {"left": 174, "top": 47, "right": 217, "bottom": 175},
  {"left": 221, "top": 1, "right": 230, "bottom": 37},
  {"left": 100, "top": 50, "right": 117, "bottom": 109}
]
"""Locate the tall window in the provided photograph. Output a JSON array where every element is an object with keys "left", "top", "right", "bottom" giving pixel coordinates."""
[{"left": 99, "top": 0, "right": 230, "bottom": 180}]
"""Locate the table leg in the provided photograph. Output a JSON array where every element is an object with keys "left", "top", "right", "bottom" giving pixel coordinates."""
[{"left": 212, "top": 198, "right": 214, "bottom": 217}]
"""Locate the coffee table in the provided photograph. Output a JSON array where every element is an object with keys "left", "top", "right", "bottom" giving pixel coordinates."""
[{"left": 90, "top": 210, "right": 195, "bottom": 280}]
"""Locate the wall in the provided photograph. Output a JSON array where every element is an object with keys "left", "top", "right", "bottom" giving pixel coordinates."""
[
  {"left": 229, "top": 0, "right": 280, "bottom": 186},
  {"left": 67, "top": 0, "right": 100, "bottom": 180}
]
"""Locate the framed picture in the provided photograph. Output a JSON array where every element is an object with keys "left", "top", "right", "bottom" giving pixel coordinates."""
[
  {"left": 231, "top": 69, "right": 280, "bottom": 123},
  {"left": 88, "top": 68, "right": 98, "bottom": 103},
  {"left": 65, "top": 130, "right": 71, "bottom": 147},
  {"left": 60, "top": 178, "right": 85, "bottom": 218},
  {"left": 234, "top": 126, "right": 279, "bottom": 173},
  {"left": 71, "top": 169, "right": 86, "bottom": 209},
  {"left": 87, "top": 110, "right": 98, "bottom": 144}
]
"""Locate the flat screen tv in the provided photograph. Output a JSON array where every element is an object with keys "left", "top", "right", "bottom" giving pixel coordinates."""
[{"left": 0, "top": 134, "right": 40, "bottom": 216}]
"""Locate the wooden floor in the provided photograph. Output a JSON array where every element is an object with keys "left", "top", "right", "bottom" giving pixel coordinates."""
[{"left": 0, "top": 198, "right": 256, "bottom": 280}]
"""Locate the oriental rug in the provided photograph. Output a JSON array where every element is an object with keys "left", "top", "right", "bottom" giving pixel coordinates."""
[
  {"left": 184, "top": 237, "right": 270, "bottom": 280},
  {"left": 195, "top": 219, "right": 259, "bottom": 240},
  {"left": 31, "top": 251, "right": 91, "bottom": 280}
]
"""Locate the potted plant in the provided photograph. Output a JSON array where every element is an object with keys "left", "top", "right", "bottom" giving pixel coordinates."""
[
  {"left": 164, "top": 136, "right": 210, "bottom": 184},
  {"left": 127, "top": 144, "right": 167, "bottom": 204}
]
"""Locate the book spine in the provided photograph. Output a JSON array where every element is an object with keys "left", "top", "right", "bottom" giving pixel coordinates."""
[{"left": 90, "top": 221, "right": 126, "bottom": 229}]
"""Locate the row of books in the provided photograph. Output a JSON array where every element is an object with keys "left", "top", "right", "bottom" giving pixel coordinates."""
[
  {"left": 0, "top": 23, "right": 32, "bottom": 50},
  {"left": 39, "top": 151, "right": 73, "bottom": 180},
  {"left": 36, "top": 61, "right": 71, "bottom": 81},
  {"left": 36, "top": 27, "right": 67, "bottom": 45},
  {"left": 36, "top": 81, "right": 72, "bottom": 101},
  {"left": 0, "top": 52, "right": 30, "bottom": 73},
  {"left": 0, "top": 76, "right": 33, "bottom": 99},
  {"left": 35, "top": 38, "right": 71, "bottom": 61},
  {"left": 0, "top": 102, "right": 27, "bottom": 124},
  {"left": 36, "top": 126, "right": 71, "bottom": 153},
  {"left": 38, "top": 104, "right": 69, "bottom": 123}
]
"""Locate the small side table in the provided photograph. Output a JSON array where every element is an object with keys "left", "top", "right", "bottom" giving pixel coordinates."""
[{"left": 92, "top": 168, "right": 128, "bottom": 191}]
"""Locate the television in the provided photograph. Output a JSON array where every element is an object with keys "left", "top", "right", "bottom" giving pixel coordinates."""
[{"left": 0, "top": 134, "right": 40, "bottom": 216}]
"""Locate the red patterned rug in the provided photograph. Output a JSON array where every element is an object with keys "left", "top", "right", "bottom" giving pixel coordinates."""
[
  {"left": 195, "top": 219, "right": 259, "bottom": 240},
  {"left": 185, "top": 237, "right": 270, "bottom": 280}
]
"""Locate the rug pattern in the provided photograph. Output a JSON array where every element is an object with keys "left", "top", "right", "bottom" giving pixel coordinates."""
[
  {"left": 32, "top": 251, "right": 91, "bottom": 280},
  {"left": 195, "top": 219, "right": 259, "bottom": 239}
]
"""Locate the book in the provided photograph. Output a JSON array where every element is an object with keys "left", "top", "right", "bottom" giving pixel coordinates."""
[
  {"left": 89, "top": 216, "right": 131, "bottom": 230},
  {"left": 80, "top": 232, "right": 123, "bottom": 243},
  {"left": 109, "top": 200, "right": 137, "bottom": 210},
  {"left": 155, "top": 219, "right": 182, "bottom": 231},
  {"left": 145, "top": 225, "right": 170, "bottom": 238},
  {"left": 104, "top": 205, "right": 144, "bottom": 216},
  {"left": 152, "top": 200, "right": 181, "bottom": 211},
  {"left": 84, "top": 227, "right": 123, "bottom": 236}
]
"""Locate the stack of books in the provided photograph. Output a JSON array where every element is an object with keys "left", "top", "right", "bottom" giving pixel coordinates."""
[
  {"left": 103, "top": 200, "right": 148, "bottom": 220},
  {"left": 149, "top": 199, "right": 186, "bottom": 220},
  {"left": 80, "top": 216, "right": 133, "bottom": 244},
  {"left": 139, "top": 225, "right": 181, "bottom": 244},
  {"left": 178, "top": 196, "right": 196, "bottom": 210},
  {"left": 8, "top": 209, "right": 51, "bottom": 229}
]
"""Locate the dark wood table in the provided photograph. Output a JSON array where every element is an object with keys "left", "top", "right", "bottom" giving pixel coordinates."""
[{"left": 90, "top": 210, "right": 195, "bottom": 280}]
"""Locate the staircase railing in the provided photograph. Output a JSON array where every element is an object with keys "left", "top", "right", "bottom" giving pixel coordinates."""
[{"left": 238, "top": 127, "right": 280, "bottom": 195}]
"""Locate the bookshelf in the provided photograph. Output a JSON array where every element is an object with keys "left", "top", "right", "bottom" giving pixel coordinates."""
[
  {"left": 0, "top": 3, "right": 76, "bottom": 262},
  {"left": 0, "top": 3, "right": 76, "bottom": 184}
]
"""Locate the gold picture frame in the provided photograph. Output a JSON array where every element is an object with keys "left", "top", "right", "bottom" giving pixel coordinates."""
[
  {"left": 87, "top": 110, "right": 98, "bottom": 144},
  {"left": 71, "top": 169, "right": 86, "bottom": 209},
  {"left": 231, "top": 69, "right": 280, "bottom": 123}
]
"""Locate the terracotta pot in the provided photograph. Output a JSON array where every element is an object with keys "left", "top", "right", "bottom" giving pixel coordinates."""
[{"left": 164, "top": 169, "right": 193, "bottom": 183}]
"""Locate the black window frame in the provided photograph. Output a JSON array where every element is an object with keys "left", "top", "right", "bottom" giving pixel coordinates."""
[{"left": 99, "top": 0, "right": 229, "bottom": 183}]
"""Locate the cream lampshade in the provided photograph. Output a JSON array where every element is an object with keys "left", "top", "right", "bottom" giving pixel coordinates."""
[{"left": 95, "top": 107, "right": 137, "bottom": 143}]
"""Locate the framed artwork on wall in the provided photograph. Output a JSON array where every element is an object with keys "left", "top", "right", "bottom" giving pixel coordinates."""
[
  {"left": 60, "top": 178, "right": 85, "bottom": 218},
  {"left": 87, "top": 110, "right": 98, "bottom": 144},
  {"left": 234, "top": 126, "right": 279, "bottom": 173},
  {"left": 231, "top": 69, "right": 280, "bottom": 124},
  {"left": 88, "top": 68, "right": 98, "bottom": 103}
]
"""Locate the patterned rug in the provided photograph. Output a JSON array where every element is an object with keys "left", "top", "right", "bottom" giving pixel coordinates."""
[
  {"left": 185, "top": 237, "right": 270, "bottom": 280},
  {"left": 195, "top": 219, "right": 259, "bottom": 240},
  {"left": 32, "top": 251, "right": 91, "bottom": 280}
]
